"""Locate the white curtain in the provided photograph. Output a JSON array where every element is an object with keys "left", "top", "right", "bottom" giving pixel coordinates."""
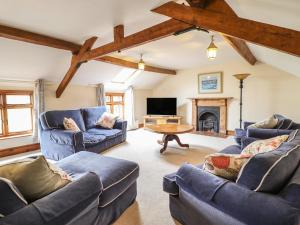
[
  {"left": 33, "top": 79, "right": 45, "bottom": 141},
  {"left": 96, "top": 83, "right": 106, "bottom": 106},
  {"left": 124, "top": 86, "right": 138, "bottom": 130}
]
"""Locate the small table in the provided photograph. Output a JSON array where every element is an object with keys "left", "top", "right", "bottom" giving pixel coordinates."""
[{"left": 145, "top": 124, "right": 194, "bottom": 153}]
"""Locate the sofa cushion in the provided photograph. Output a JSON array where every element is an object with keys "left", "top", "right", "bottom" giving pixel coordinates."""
[
  {"left": 219, "top": 145, "right": 242, "bottom": 154},
  {"left": 63, "top": 117, "right": 81, "bottom": 132},
  {"left": 288, "top": 129, "right": 300, "bottom": 145},
  {"left": 83, "top": 132, "right": 106, "bottom": 147},
  {"left": 87, "top": 128, "right": 122, "bottom": 138},
  {"left": 40, "top": 110, "right": 86, "bottom": 131},
  {"left": 81, "top": 106, "right": 107, "bottom": 130},
  {"left": 0, "top": 157, "right": 71, "bottom": 202},
  {"left": 0, "top": 177, "right": 27, "bottom": 217},
  {"left": 56, "top": 151, "right": 139, "bottom": 207},
  {"left": 236, "top": 142, "right": 300, "bottom": 193},
  {"left": 248, "top": 115, "right": 278, "bottom": 129}
]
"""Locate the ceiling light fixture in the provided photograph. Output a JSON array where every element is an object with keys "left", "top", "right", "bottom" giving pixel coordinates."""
[
  {"left": 138, "top": 54, "right": 145, "bottom": 70},
  {"left": 207, "top": 35, "right": 218, "bottom": 60}
]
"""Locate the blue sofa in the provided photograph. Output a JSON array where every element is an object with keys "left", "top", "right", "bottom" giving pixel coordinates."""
[
  {"left": 39, "top": 106, "right": 127, "bottom": 161},
  {"left": 0, "top": 151, "right": 139, "bottom": 225},
  {"left": 234, "top": 114, "right": 300, "bottom": 145},
  {"left": 164, "top": 130, "right": 300, "bottom": 225}
]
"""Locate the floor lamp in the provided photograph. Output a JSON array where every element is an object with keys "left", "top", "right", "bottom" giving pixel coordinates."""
[{"left": 233, "top": 74, "right": 250, "bottom": 129}]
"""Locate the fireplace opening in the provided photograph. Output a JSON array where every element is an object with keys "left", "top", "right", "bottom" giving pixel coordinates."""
[{"left": 197, "top": 106, "right": 220, "bottom": 133}]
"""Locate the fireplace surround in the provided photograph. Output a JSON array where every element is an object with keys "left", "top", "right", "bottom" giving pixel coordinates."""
[{"left": 191, "top": 97, "right": 232, "bottom": 134}]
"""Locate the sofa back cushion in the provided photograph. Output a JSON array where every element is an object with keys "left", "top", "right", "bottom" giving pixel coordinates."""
[
  {"left": 40, "top": 109, "right": 86, "bottom": 131},
  {"left": 0, "top": 177, "right": 27, "bottom": 217},
  {"left": 288, "top": 129, "right": 300, "bottom": 145},
  {"left": 236, "top": 142, "right": 300, "bottom": 193},
  {"left": 81, "top": 106, "right": 107, "bottom": 129}
]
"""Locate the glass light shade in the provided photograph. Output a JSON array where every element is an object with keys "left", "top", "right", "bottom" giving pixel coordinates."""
[
  {"left": 138, "top": 59, "right": 145, "bottom": 70},
  {"left": 207, "top": 43, "right": 218, "bottom": 60},
  {"left": 233, "top": 73, "right": 250, "bottom": 81}
]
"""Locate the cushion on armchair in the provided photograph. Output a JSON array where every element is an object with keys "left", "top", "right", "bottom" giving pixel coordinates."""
[
  {"left": 248, "top": 115, "right": 278, "bottom": 129},
  {"left": 63, "top": 117, "right": 81, "bottom": 132},
  {"left": 96, "top": 112, "right": 118, "bottom": 129},
  {"left": 81, "top": 106, "right": 107, "bottom": 129},
  {"left": 237, "top": 142, "right": 300, "bottom": 193}
]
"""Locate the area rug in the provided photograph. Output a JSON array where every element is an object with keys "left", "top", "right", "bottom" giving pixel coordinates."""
[{"left": 102, "top": 128, "right": 235, "bottom": 225}]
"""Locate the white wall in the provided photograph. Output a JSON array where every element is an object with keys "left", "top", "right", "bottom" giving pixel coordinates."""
[
  {"left": 134, "top": 89, "right": 152, "bottom": 124},
  {"left": 152, "top": 60, "right": 300, "bottom": 130}
]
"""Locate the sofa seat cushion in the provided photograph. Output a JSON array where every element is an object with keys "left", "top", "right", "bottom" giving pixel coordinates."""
[
  {"left": 87, "top": 128, "right": 122, "bottom": 139},
  {"left": 219, "top": 145, "right": 242, "bottom": 154},
  {"left": 81, "top": 107, "right": 107, "bottom": 130},
  {"left": 83, "top": 132, "right": 106, "bottom": 147},
  {"left": 56, "top": 152, "right": 139, "bottom": 207}
]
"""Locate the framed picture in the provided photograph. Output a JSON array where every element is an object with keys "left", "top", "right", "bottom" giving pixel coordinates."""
[{"left": 198, "top": 72, "right": 223, "bottom": 94}]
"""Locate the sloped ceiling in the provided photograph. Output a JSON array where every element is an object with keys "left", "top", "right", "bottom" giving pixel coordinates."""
[{"left": 0, "top": 0, "right": 299, "bottom": 90}]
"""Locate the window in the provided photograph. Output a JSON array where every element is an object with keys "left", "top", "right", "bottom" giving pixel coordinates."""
[
  {"left": 105, "top": 93, "right": 124, "bottom": 119},
  {"left": 0, "top": 90, "right": 34, "bottom": 138}
]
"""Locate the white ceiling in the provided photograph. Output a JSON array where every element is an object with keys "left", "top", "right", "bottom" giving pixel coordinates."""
[{"left": 0, "top": 0, "right": 299, "bottom": 89}]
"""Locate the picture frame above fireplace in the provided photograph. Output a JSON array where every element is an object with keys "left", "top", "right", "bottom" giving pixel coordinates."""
[{"left": 198, "top": 72, "right": 223, "bottom": 94}]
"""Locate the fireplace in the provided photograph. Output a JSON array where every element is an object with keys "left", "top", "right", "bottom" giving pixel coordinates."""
[
  {"left": 198, "top": 106, "right": 220, "bottom": 133},
  {"left": 190, "top": 97, "right": 232, "bottom": 134}
]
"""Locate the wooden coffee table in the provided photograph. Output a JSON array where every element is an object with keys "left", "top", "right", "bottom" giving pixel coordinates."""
[{"left": 145, "top": 124, "right": 194, "bottom": 153}]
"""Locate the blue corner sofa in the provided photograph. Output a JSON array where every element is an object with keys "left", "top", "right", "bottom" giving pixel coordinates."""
[
  {"left": 39, "top": 106, "right": 127, "bottom": 161},
  {"left": 0, "top": 151, "right": 139, "bottom": 225},
  {"left": 234, "top": 114, "right": 300, "bottom": 145},
  {"left": 164, "top": 130, "right": 300, "bottom": 225}
]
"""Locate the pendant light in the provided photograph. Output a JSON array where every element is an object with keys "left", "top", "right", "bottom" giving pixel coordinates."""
[
  {"left": 138, "top": 54, "right": 145, "bottom": 70},
  {"left": 207, "top": 35, "right": 218, "bottom": 60}
]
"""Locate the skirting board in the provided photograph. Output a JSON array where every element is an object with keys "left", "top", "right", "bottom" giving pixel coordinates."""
[{"left": 0, "top": 143, "right": 40, "bottom": 158}]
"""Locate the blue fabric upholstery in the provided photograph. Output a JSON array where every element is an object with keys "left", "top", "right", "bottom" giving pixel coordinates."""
[
  {"left": 240, "top": 137, "right": 259, "bottom": 149},
  {"left": 57, "top": 152, "right": 139, "bottom": 207},
  {"left": 40, "top": 110, "right": 86, "bottom": 131},
  {"left": 0, "top": 178, "right": 27, "bottom": 217},
  {"left": 237, "top": 142, "right": 300, "bottom": 192},
  {"left": 39, "top": 107, "right": 127, "bottom": 160},
  {"left": 219, "top": 145, "right": 242, "bottom": 154},
  {"left": 81, "top": 106, "right": 107, "bottom": 130},
  {"left": 163, "top": 172, "right": 179, "bottom": 195}
]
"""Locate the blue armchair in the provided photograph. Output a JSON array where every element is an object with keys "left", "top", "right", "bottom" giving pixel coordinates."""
[
  {"left": 39, "top": 106, "right": 127, "bottom": 161},
  {"left": 234, "top": 114, "right": 300, "bottom": 145},
  {"left": 164, "top": 131, "right": 300, "bottom": 225}
]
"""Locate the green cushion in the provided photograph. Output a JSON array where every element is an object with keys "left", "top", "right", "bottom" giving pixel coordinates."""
[{"left": 0, "top": 156, "right": 71, "bottom": 202}]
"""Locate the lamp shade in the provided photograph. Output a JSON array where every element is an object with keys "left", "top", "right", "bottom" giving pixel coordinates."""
[
  {"left": 138, "top": 54, "right": 145, "bottom": 70},
  {"left": 207, "top": 36, "right": 218, "bottom": 60},
  {"left": 233, "top": 74, "right": 250, "bottom": 81}
]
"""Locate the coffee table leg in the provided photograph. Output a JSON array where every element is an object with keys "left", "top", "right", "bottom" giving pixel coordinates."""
[
  {"left": 159, "top": 134, "right": 189, "bottom": 154},
  {"left": 173, "top": 135, "right": 189, "bottom": 148}
]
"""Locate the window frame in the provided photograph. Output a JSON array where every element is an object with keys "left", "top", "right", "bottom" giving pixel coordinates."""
[
  {"left": 0, "top": 90, "right": 34, "bottom": 139},
  {"left": 105, "top": 92, "right": 124, "bottom": 119}
]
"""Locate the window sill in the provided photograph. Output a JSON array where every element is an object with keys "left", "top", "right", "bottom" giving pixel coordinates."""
[{"left": 0, "top": 133, "right": 33, "bottom": 141}]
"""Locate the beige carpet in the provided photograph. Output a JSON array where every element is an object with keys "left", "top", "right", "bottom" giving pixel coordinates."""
[{"left": 102, "top": 129, "right": 235, "bottom": 225}]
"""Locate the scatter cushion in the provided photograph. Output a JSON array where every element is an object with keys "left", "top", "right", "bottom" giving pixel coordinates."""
[
  {"left": 96, "top": 112, "right": 118, "bottom": 129},
  {"left": 0, "top": 177, "right": 27, "bottom": 217},
  {"left": 63, "top": 117, "right": 81, "bottom": 132},
  {"left": 203, "top": 153, "right": 250, "bottom": 180},
  {"left": 248, "top": 115, "right": 278, "bottom": 129},
  {"left": 237, "top": 142, "right": 300, "bottom": 192},
  {"left": 241, "top": 135, "right": 289, "bottom": 157},
  {"left": 0, "top": 156, "right": 72, "bottom": 202}
]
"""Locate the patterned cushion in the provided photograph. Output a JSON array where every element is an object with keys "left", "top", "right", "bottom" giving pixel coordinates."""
[
  {"left": 96, "top": 112, "right": 118, "bottom": 129},
  {"left": 63, "top": 117, "right": 81, "bottom": 132},
  {"left": 237, "top": 142, "right": 300, "bottom": 192},
  {"left": 248, "top": 115, "right": 278, "bottom": 129},
  {"left": 0, "top": 177, "right": 27, "bottom": 216},
  {"left": 0, "top": 157, "right": 72, "bottom": 202},
  {"left": 203, "top": 153, "right": 250, "bottom": 180},
  {"left": 241, "top": 135, "right": 289, "bottom": 156}
]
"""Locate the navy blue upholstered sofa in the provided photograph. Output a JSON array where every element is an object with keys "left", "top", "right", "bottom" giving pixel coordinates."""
[
  {"left": 235, "top": 114, "right": 300, "bottom": 145},
  {"left": 39, "top": 106, "right": 127, "bottom": 161},
  {"left": 0, "top": 151, "right": 139, "bottom": 225},
  {"left": 164, "top": 130, "right": 300, "bottom": 225}
]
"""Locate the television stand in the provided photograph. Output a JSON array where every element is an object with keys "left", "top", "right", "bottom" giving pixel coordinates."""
[{"left": 144, "top": 115, "right": 182, "bottom": 126}]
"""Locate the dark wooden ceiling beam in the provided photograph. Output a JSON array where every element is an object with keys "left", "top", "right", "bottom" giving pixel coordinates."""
[
  {"left": 56, "top": 37, "right": 97, "bottom": 98},
  {"left": 186, "top": 0, "right": 257, "bottom": 65},
  {"left": 0, "top": 24, "right": 81, "bottom": 53},
  {"left": 152, "top": 2, "right": 300, "bottom": 57},
  {"left": 80, "top": 19, "right": 192, "bottom": 62},
  {"left": 97, "top": 56, "right": 176, "bottom": 75}
]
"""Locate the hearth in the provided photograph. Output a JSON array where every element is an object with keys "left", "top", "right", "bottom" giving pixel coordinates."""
[{"left": 198, "top": 106, "right": 220, "bottom": 133}]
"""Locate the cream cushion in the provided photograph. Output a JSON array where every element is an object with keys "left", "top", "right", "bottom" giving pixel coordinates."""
[
  {"left": 63, "top": 117, "right": 81, "bottom": 132},
  {"left": 248, "top": 115, "right": 278, "bottom": 129},
  {"left": 96, "top": 112, "right": 118, "bottom": 129}
]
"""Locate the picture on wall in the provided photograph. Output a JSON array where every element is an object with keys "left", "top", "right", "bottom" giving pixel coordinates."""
[{"left": 198, "top": 72, "right": 223, "bottom": 94}]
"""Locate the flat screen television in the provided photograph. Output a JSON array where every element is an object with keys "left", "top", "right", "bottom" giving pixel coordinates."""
[{"left": 147, "top": 98, "right": 177, "bottom": 116}]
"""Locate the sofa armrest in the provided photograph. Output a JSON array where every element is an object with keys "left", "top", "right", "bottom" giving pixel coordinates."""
[
  {"left": 48, "top": 129, "right": 84, "bottom": 147},
  {"left": 1, "top": 173, "right": 102, "bottom": 225},
  {"left": 113, "top": 120, "right": 127, "bottom": 132},
  {"left": 247, "top": 128, "right": 293, "bottom": 139}
]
